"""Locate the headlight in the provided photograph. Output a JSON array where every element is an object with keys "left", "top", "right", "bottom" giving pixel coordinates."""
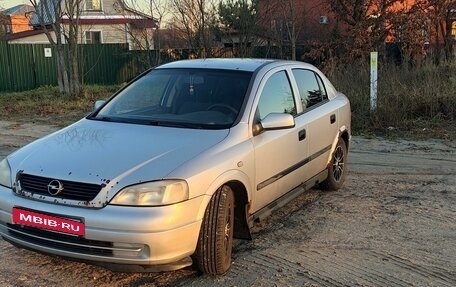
[
  {"left": 110, "top": 180, "right": 189, "bottom": 206},
  {"left": 0, "top": 158, "right": 12, "bottom": 188}
]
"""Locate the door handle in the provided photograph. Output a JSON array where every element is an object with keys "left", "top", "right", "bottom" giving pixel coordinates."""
[
  {"left": 298, "top": 129, "right": 306, "bottom": 141},
  {"left": 330, "top": 114, "right": 336, "bottom": 124}
]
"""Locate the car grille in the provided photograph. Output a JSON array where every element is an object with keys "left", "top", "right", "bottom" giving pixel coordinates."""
[
  {"left": 18, "top": 173, "right": 102, "bottom": 201},
  {"left": 6, "top": 223, "right": 114, "bottom": 256}
]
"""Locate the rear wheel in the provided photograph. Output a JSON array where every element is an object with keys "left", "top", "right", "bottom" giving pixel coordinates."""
[
  {"left": 194, "top": 185, "right": 234, "bottom": 275},
  {"left": 321, "top": 138, "right": 348, "bottom": 191}
]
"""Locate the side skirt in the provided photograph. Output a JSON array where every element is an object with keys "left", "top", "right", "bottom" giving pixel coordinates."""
[{"left": 248, "top": 170, "right": 328, "bottom": 227}]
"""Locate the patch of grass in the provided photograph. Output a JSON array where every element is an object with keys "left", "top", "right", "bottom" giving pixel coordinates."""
[
  {"left": 329, "top": 60, "right": 456, "bottom": 140},
  {"left": 0, "top": 85, "right": 119, "bottom": 126}
]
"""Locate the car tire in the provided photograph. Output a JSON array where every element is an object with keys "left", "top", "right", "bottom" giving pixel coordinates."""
[
  {"left": 321, "top": 138, "right": 348, "bottom": 191},
  {"left": 194, "top": 185, "right": 234, "bottom": 275}
]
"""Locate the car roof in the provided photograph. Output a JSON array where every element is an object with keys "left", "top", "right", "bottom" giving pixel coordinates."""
[{"left": 157, "top": 58, "right": 279, "bottom": 72}]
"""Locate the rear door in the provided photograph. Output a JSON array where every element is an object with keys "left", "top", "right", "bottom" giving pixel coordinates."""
[{"left": 291, "top": 69, "right": 338, "bottom": 177}]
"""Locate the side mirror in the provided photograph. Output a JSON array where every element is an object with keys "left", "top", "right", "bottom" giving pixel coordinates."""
[
  {"left": 253, "top": 113, "right": 295, "bottom": 136},
  {"left": 94, "top": 100, "right": 106, "bottom": 111}
]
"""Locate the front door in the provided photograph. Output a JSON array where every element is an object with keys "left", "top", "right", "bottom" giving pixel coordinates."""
[{"left": 251, "top": 69, "right": 307, "bottom": 213}]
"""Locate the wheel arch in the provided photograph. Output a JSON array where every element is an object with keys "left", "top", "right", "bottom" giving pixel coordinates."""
[
  {"left": 225, "top": 180, "right": 252, "bottom": 240},
  {"left": 326, "top": 125, "right": 350, "bottom": 168},
  {"left": 196, "top": 171, "right": 253, "bottom": 240},
  {"left": 340, "top": 127, "right": 350, "bottom": 150}
]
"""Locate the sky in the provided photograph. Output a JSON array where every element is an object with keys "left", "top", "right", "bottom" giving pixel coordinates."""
[{"left": 1, "top": 0, "right": 27, "bottom": 10}]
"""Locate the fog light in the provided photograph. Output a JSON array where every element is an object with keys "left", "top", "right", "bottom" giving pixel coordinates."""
[{"left": 112, "top": 242, "right": 147, "bottom": 258}]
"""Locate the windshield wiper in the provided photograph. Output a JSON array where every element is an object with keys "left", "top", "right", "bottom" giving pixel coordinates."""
[
  {"left": 96, "top": 116, "right": 113, "bottom": 122},
  {"left": 147, "top": 121, "right": 204, "bottom": 129}
]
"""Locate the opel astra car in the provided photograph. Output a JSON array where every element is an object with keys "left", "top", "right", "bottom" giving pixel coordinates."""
[{"left": 0, "top": 59, "right": 350, "bottom": 275}]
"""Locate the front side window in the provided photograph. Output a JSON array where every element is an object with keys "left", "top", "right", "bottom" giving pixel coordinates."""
[
  {"left": 85, "top": 0, "right": 101, "bottom": 11},
  {"left": 292, "top": 69, "right": 326, "bottom": 110},
  {"left": 92, "top": 68, "right": 253, "bottom": 129},
  {"left": 256, "top": 70, "right": 296, "bottom": 121},
  {"left": 85, "top": 31, "right": 101, "bottom": 44}
]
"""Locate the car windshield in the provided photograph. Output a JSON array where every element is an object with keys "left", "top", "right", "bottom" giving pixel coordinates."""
[{"left": 92, "top": 68, "right": 253, "bottom": 129}]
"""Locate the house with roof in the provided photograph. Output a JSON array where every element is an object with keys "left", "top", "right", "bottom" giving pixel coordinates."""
[
  {"left": 6, "top": 0, "right": 157, "bottom": 50},
  {"left": 0, "top": 4, "right": 35, "bottom": 37},
  {"left": 257, "top": 0, "right": 455, "bottom": 58}
]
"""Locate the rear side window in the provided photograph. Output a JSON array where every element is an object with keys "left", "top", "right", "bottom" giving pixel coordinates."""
[{"left": 292, "top": 69, "right": 327, "bottom": 110}]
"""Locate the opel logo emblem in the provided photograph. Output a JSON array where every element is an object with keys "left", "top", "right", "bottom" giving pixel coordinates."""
[{"left": 47, "top": 180, "right": 64, "bottom": 196}]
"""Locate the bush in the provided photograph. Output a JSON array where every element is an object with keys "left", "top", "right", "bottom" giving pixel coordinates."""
[{"left": 329, "top": 60, "right": 456, "bottom": 138}]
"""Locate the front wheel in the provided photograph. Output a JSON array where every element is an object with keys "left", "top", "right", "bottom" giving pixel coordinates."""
[
  {"left": 194, "top": 185, "right": 234, "bottom": 275},
  {"left": 321, "top": 138, "right": 348, "bottom": 191}
]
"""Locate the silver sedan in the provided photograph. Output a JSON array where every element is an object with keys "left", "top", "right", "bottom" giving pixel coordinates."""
[{"left": 0, "top": 59, "right": 350, "bottom": 275}]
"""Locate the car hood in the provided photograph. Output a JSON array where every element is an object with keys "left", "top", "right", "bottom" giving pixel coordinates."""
[{"left": 9, "top": 119, "right": 229, "bottom": 189}]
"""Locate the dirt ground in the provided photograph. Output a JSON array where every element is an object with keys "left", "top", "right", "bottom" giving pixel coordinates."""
[{"left": 0, "top": 120, "right": 455, "bottom": 287}]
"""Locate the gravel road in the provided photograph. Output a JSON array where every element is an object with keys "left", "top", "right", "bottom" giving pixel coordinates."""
[{"left": 1, "top": 121, "right": 455, "bottom": 287}]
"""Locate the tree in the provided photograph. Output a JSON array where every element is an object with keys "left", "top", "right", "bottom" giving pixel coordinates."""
[
  {"left": 0, "top": 11, "right": 6, "bottom": 39},
  {"left": 170, "top": 0, "right": 216, "bottom": 57},
  {"left": 412, "top": 0, "right": 455, "bottom": 63},
  {"left": 326, "top": 0, "right": 455, "bottom": 64},
  {"left": 326, "top": 0, "right": 404, "bottom": 60},
  {"left": 122, "top": 0, "right": 165, "bottom": 65},
  {"left": 63, "top": 0, "right": 82, "bottom": 96},
  {"left": 149, "top": 0, "right": 168, "bottom": 64},
  {"left": 258, "top": 0, "right": 313, "bottom": 60},
  {"left": 384, "top": 2, "right": 433, "bottom": 64},
  {"left": 277, "top": 0, "right": 300, "bottom": 60},
  {"left": 114, "top": 0, "right": 162, "bottom": 67},
  {"left": 29, "top": 0, "right": 82, "bottom": 97},
  {"left": 218, "top": 0, "right": 260, "bottom": 58}
]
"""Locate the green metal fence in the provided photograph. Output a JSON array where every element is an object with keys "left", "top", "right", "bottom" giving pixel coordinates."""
[
  {"left": 0, "top": 42, "right": 62, "bottom": 91},
  {"left": 0, "top": 43, "right": 214, "bottom": 92},
  {"left": 0, "top": 42, "right": 300, "bottom": 93},
  {"left": 0, "top": 43, "right": 152, "bottom": 92},
  {"left": 1, "top": 42, "right": 36, "bottom": 91}
]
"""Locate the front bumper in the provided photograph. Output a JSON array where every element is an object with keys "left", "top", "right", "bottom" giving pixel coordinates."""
[{"left": 0, "top": 185, "right": 207, "bottom": 269}]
